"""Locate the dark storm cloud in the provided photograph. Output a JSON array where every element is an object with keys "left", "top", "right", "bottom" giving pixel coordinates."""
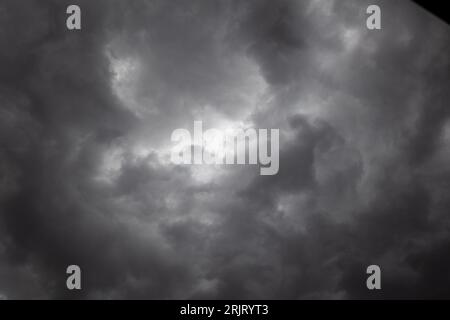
[
  {"left": 0, "top": 0, "right": 449, "bottom": 299},
  {"left": 230, "top": 0, "right": 450, "bottom": 299}
]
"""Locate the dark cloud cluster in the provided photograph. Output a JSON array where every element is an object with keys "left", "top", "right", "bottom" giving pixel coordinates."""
[{"left": 0, "top": 0, "right": 449, "bottom": 299}]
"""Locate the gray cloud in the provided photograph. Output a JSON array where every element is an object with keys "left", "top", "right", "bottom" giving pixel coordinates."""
[{"left": 0, "top": 0, "right": 449, "bottom": 299}]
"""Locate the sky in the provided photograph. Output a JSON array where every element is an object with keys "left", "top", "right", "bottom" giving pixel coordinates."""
[{"left": 0, "top": 0, "right": 449, "bottom": 299}]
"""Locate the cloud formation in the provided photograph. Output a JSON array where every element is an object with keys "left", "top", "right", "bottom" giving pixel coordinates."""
[{"left": 0, "top": 0, "right": 449, "bottom": 299}]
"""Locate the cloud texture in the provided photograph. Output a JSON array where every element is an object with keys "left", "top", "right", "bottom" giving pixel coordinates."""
[{"left": 0, "top": 0, "right": 449, "bottom": 299}]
